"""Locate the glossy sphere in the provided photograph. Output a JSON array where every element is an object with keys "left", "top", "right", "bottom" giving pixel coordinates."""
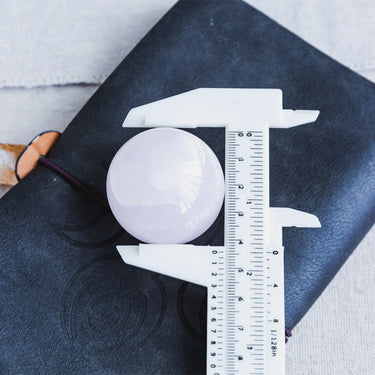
[{"left": 106, "top": 128, "right": 225, "bottom": 244}]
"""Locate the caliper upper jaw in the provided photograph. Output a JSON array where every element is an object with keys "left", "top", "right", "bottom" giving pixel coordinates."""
[{"left": 122, "top": 88, "right": 319, "bottom": 130}]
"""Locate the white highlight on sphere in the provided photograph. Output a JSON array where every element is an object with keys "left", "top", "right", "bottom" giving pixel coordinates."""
[{"left": 106, "top": 127, "right": 225, "bottom": 244}]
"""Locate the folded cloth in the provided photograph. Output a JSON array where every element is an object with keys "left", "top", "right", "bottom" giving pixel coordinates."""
[
  {"left": 0, "top": 1, "right": 374, "bottom": 374},
  {"left": 1, "top": 0, "right": 375, "bottom": 88}
]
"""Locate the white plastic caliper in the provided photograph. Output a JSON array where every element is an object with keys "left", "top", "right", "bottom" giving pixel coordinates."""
[{"left": 117, "top": 88, "right": 321, "bottom": 375}]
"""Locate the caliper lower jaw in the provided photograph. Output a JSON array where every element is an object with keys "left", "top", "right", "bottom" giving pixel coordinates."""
[{"left": 117, "top": 208, "right": 320, "bottom": 287}]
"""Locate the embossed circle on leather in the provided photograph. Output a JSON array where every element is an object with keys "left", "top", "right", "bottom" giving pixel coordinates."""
[
  {"left": 50, "top": 210, "right": 125, "bottom": 249},
  {"left": 60, "top": 257, "right": 167, "bottom": 361}
]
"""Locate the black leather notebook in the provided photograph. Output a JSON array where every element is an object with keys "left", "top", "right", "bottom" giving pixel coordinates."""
[{"left": 1, "top": 1, "right": 374, "bottom": 374}]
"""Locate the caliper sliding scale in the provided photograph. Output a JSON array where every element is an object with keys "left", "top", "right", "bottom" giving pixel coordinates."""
[{"left": 117, "top": 89, "right": 321, "bottom": 375}]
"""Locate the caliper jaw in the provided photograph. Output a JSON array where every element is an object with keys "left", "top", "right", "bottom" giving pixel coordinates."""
[
  {"left": 117, "top": 244, "right": 215, "bottom": 287},
  {"left": 122, "top": 88, "right": 319, "bottom": 129},
  {"left": 269, "top": 208, "right": 321, "bottom": 248},
  {"left": 117, "top": 205, "right": 322, "bottom": 287}
]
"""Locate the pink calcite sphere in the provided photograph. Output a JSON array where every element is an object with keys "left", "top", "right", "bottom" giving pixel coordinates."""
[{"left": 106, "top": 127, "right": 225, "bottom": 243}]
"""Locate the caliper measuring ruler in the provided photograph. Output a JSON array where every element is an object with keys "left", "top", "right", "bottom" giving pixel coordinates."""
[{"left": 117, "top": 88, "right": 321, "bottom": 375}]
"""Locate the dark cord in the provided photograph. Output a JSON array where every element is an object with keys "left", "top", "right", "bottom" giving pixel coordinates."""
[{"left": 38, "top": 156, "right": 109, "bottom": 208}]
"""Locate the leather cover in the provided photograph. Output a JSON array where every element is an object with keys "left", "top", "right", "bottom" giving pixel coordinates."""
[{"left": 1, "top": 0, "right": 374, "bottom": 373}]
